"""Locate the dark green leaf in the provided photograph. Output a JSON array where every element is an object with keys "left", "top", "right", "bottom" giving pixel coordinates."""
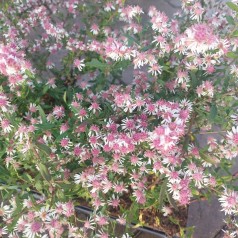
[
  {"left": 209, "top": 104, "right": 217, "bottom": 120},
  {"left": 86, "top": 59, "right": 107, "bottom": 70},
  {"left": 37, "top": 105, "right": 46, "bottom": 123},
  {"left": 38, "top": 163, "right": 51, "bottom": 182},
  {"left": 226, "top": 15, "right": 235, "bottom": 25},
  {"left": 35, "top": 141, "right": 51, "bottom": 155},
  {"left": 42, "top": 85, "right": 49, "bottom": 94}
]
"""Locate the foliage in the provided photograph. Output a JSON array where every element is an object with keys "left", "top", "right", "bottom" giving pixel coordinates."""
[{"left": 0, "top": 0, "right": 238, "bottom": 237}]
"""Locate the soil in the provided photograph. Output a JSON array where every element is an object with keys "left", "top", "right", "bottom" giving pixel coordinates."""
[
  {"left": 76, "top": 196, "right": 188, "bottom": 237},
  {"left": 140, "top": 205, "right": 188, "bottom": 237}
]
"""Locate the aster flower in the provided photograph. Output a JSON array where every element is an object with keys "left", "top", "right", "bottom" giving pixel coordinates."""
[
  {"left": 83, "top": 217, "right": 95, "bottom": 230},
  {"left": 95, "top": 215, "right": 108, "bottom": 226},
  {"left": 227, "top": 127, "right": 238, "bottom": 145},
  {"left": 231, "top": 113, "right": 238, "bottom": 125},
  {"left": 88, "top": 102, "right": 101, "bottom": 114},
  {"left": 162, "top": 206, "right": 173, "bottom": 216},
  {"left": 148, "top": 63, "right": 163, "bottom": 76},
  {"left": 116, "top": 215, "right": 127, "bottom": 225},
  {"left": 74, "top": 59, "right": 85, "bottom": 71},
  {"left": 52, "top": 106, "right": 65, "bottom": 119},
  {"left": 0, "top": 118, "right": 13, "bottom": 133},
  {"left": 219, "top": 188, "right": 238, "bottom": 215},
  {"left": 60, "top": 137, "right": 72, "bottom": 149},
  {"left": 183, "top": 23, "right": 218, "bottom": 53},
  {"left": 104, "top": 2, "right": 115, "bottom": 12},
  {"left": 108, "top": 194, "right": 120, "bottom": 208},
  {"left": 176, "top": 70, "right": 189, "bottom": 84},
  {"left": 95, "top": 230, "right": 109, "bottom": 238},
  {"left": 90, "top": 24, "right": 100, "bottom": 35},
  {"left": 23, "top": 221, "right": 43, "bottom": 238}
]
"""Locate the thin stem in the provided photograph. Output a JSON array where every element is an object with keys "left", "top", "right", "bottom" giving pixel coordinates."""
[
  {"left": 195, "top": 130, "right": 226, "bottom": 135},
  {"left": 182, "top": 111, "right": 196, "bottom": 156}
]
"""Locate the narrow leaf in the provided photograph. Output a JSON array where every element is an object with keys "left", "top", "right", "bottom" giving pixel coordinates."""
[
  {"left": 232, "top": 30, "right": 238, "bottom": 37},
  {"left": 38, "top": 163, "right": 51, "bottom": 182},
  {"left": 166, "top": 191, "right": 178, "bottom": 210},
  {"left": 35, "top": 141, "right": 51, "bottom": 155},
  {"left": 86, "top": 59, "right": 107, "bottom": 70},
  {"left": 158, "top": 179, "right": 167, "bottom": 209},
  {"left": 227, "top": 52, "right": 237, "bottom": 58},
  {"left": 209, "top": 104, "right": 217, "bottom": 120},
  {"left": 227, "top": 2, "right": 238, "bottom": 12},
  {"left": 63, "top": 91, "right": 67, "bottom": 103},
  {"left": 37, "top": 105, "right": 46, "bottom": 123}
]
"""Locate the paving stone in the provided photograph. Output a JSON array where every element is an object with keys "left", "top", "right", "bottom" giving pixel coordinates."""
[{"left": 186, "top": 197, "right": 225, "bottom": 238}]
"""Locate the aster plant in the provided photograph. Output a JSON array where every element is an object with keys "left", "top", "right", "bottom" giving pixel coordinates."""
[{"left": 0, "top": 0, "right": 238, "bottom": 237}]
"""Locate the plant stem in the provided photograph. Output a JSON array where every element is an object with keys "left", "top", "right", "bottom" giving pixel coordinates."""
[{"left": 182, "top": 112, "right": 196, "bottom": 156}]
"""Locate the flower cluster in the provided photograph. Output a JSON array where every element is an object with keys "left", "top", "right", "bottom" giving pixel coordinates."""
[{"left": 0, "top": 0, "right": 237, "bottom": 237}]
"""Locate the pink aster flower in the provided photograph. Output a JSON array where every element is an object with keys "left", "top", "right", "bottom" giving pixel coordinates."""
[
  {"left": 90, "top": 24, "right": 100, "bottom": 35},
  {"left": 104, "top": 2, "right": 115, "bottom": 12},
  {"left": 88, "top": 102, "right": 101, "bottom": 114},
  {"left": 184, "top": 23, "right": 218, "bottom": 53},
  {"left": 1, "top": 119, "right": 13, "bottom": 133},
  {"left": 23, "top": 221, "right": 42, "bottom": 238},
  {"left": 0, "top": 93, "right": 10, "bottom": 112},
  {"left": 53, "top": 106, "right": 65, "bottom": 119},
  {"left": 73, "top": 58, "right": 85, "bottom": 71},
  {"left": 219, "top": 188, "right": 238, "bottom": 215},
  {"left": 60, "top": 137, "right": 72, "bottom": 149},
  {"left": 227, "top": 127, "right": 238, "bottom": 145}
]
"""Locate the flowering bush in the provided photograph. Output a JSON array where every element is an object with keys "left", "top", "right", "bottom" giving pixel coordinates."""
[{"left": 0, "top": 0, "right": 238, "bottom": 237}]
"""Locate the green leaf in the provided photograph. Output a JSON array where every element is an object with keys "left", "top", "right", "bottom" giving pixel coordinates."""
[
  {"left": 158, "top": 179, "right": 167, "bottom": 209},
  {"left": 199, "top": 151, "right": 216, "bottom": 165},
  {"left": 63, "top": 91, "right": 67, "bottom": 103},
  {"left": 38, "top": 163, "right": 51, "bottom": 182},
  {"left": 37, "top": 105, "right": 46, "bottom": 123},
  {"left": 35, "top": 180, "right": 43, "bottom": 191},
  {"left": 227, "top": 52, "right": 237, "bottom": 58},
  {"left": 232, "top": 30, "right": 238, "bottom": 37},
  {"left": 0, "top": 185, "right": 19, "bottom": 190},
  {"left": 166, "top": 191, "right": 178, "bottom": 210},
  {"left": 25, "top": 69, "right": 34, "bottom": 79},
  {"left": 36, "top": 123, "right": 55, "bottom": 130},
  {"left": 42, "top": 85, "right": 49, "bottom": 94},
  {"left": 0, "top": 165, "right": 10, "bottom": 182},
  {"left": 124, "top": 33, "right": 138, "bottom": 46},
  {"left": 86, "top": 59, "right": 107, "bottom": 70},
  {"left": 227, "top": 2, "right": 238, "bottom": 12},
  {"left": 209, "top": 104, "right": 217, "bottom": 121},
  {"left": 226, "top": 15, "right": 235, "bottom": 25},
  {"left": 181, "top": 226, "right": 195, "bottom": 238},
  {"left": 190, "top": 71, "right": 198, "bottom": 87},
  {"left": 35, "top": 141, "right": 51, "bottom": 155}
]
